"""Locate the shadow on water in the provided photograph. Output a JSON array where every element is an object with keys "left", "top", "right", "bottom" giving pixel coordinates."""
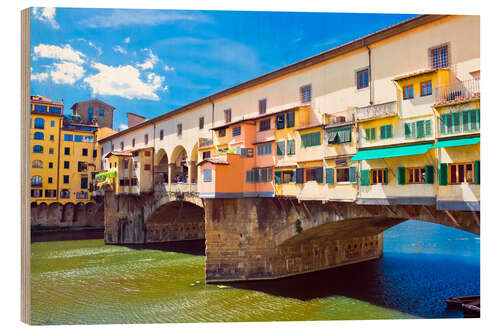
[
  {"left": 31, "top": 228, "right": 104, "bottom": 243},
  {"left": 123, "top": 239, "right": 206, "bottom": 256}
]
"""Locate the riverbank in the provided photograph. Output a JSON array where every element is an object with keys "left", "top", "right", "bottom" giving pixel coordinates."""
[{"left": 31, "top": 227, "right": 104, "bottom": 243}]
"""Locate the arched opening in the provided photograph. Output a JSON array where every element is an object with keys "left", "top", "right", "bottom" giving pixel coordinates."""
[
  {"left": 154, "top": 148, "right": 169, "bottom": 185},
  {"left": 170, "top": 145, "right": 188, "bottom": 183}
]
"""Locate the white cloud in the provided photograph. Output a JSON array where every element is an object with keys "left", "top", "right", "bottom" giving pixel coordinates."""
[
  {"left": 32, "top": 7, "right": 59, "bottom": 29},
  {"left": 124, "top": 37, "right": 131, "bottom": 44},
  {"left": 118, "top": 124, "right": 128, "bottom": 131},
  {"left": 88, "top": 41, "right": 102, "bottom": 56},
  {"left": 113, "top": 45, "right": 127, "bottom": 55},
  {"left": 83, "top": 62, "right": 166, "bottom": 101},
  {"left": 33, "top": 44, "right": 86, "bottom": 64},
  {"left": 79, "top": 9, "right": 211, "bottom": 28},
  {"left": 31, "top": 72, "right": 49, "bottom": 82},
  {"left": 50, "top": 62, "right": 85, "bottom": 84},
  {"left": 164, "top": 65, "right": 175, "bottom": 71},
  {"left": 137, "top": 48, "right": 159, "bottom": 70}
]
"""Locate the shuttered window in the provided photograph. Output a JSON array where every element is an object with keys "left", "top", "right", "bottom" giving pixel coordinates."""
[
  {"left": 315, "top": 167, "right": 323, "bottom": 183},
  {"left": 370, "top": 168, "right": 388, "bottom": 184},
  {"left": 232, "top": 126, "right": 241, "bottom": 137},
  {"left": 327, "top": 127, "right": 351, "bottom": 145},
  {"left": 276, "top": 114, "right": 285, "bottom": 130},
  {"left": 286, "top": 140, "right": 295, "bottom": 155},
  {"left": 440, "top": 109, "right": 480, "bottom": 134},
  {"left": 398, "top": 166, "right": 406, "bottom": 185},
  {"left": 286, "top": 111, "right": 295, "bottom": 128},
  {"left": 365, "top": 127, "right": 376, "bottom": 141},
  {"left": 203, "top": 169, "right": 212, "bottom": 182},
  {"left": 296, "top": 168, "right": 304, "bottom": 184},
  {"left": 301, "top": 132, "right": 321, "bottom": 148},
  {"left": 405, "top": 120, "right": 432, "bottom": 139},
  {"left": 325, "top": 168, "right": 334, "bottom": 184},
  {"left": 360, "top": 170, "right": 370, "bottom": 186},
  {"left": 274, "top": 171, "right": 282, "bottom": 184},
  {"left": 257, "top": 143, "right": 272, "bottom": 155},
  {"left": 276, "top": 141, "right": 285, "bottom": 156},
  {"left": 349, "top": 166, "right": 357, "bottom": 183},
  {"left": 380, "top": 125, "right": 393, "bottom": 139},
  {"left": 426, "top": 165, "right": 434, "bottom": 184},
  {"left": 438, "top": 163, "right": 448, "bottom": 185},
  {"left": 336, "top": 167, "right": 350, "bottom": 182}
]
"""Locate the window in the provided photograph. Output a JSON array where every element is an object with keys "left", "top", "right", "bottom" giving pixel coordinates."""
[
  {"left": 405, "top": 120, "right": 432, "bottom": 139},
  {"left": 88, "top": 108, "right": 93, "bottom": 118},
  {"left": 449, "top": 163, "right": 474, "bottom": 184},
  {"left": 45, "top": 190, "right": 56, "bottom": 198},
  {"left": 131, "top": 178, "right": 138, "bottom": 186},
  {"left": 286, "top": 140, "right": 295, "bottom": 155},
  {"left": 407, "top": 167, "right": 426, "bottom": 184},
  {"left": 48, "top": 177, "right": 53, "bottom": 184},
  {"left": 74, "top": 135, "right": 83, "bottom": 142},
  {"left": 259, "top": 119, "right": 271, "bottom": 131},
  {"left": 82, "top": 148, "right": 88, "bottom": 156},
  {"left": 81, "top": 177, "right": 88, "bottom": 189},
  {"left": 34, "top": 104, "right": 47, "bottom": 112},
  {"left": 33, "top": 145, "right": 43, "bottom": 153},
  {"left": 224, "top": 109, "right": 232, "bottom": 123},
  {"left": 93, "top": 149, "right": 97, "bottom": 158},
  {"left": 144, "top": 134, "right": 149, "bottom": 145},
  {"left": 50, "top": 121, "right": 55, "bottom": 127},
  {"left": 60, "top": 189, "right": 70, "bottom": 198},
  {"left": 33, "top": 132, "right": 44, "bottom": 140},
  {"left": 276, "top": 114, "right": 285, "bottom": 130},
  {"left": 64, "top": 134, "right": 73, "bottom": 141},
  {"left": 300, "top": 84, "right": 312, "bottom": 103},
  {"left": 49, "top": 135, "right": 54, "bottom": 141},
  {"left": 31, "top": 176, "right": 42, "bottom": 187},
  {"left": 306, "top": 168, "right": 317, "bottom": 182},
  {"left": 49, "top": 106, "right": 61, "bottom": 113},
  {"left": 282, "top": 170, "right": 295, "bottom": 184},
  {"left": 64, "top": 147, "right": 70, "bottom": 155},
  {"left": 232, "top": 126, "right": 241, "bottom": 137},
  {"left": 240, "top": 148, "right": 254, "bottom": 158},
  {"left": 132, "top": 138, "right": 135, "bottom": 147},
  {"left": 421, "top": 81, "right": 432, "bottom": 96},
  {"left": 403, "top": 85, "right": 414, "bottom": 99},
  {"left": 99, "top": 109, "right": 104, "bottom": 116},
  {"left": 31, "top": 189, "right": 43, "bottom": 198},
  {"left": 286, "top": 111, "right": 295, "bottom": 128},
  {"left": 199, "top": 117, "right": 204, "bottom": 129},
  {"left": 336, "top": 168, "right": 350, "bottom": 183},
  {"left": 370, "top": 168, "right": 388, "bottom": 184},
  {"left": 259, "top": 99, "right": 267, "bottom": 114},
  {"left": 176, "top": 124, "right": 182, "bottom": 136},
  {"left": 257, "top": 143, "right": 272, "bottom": 155},
  {"left": 357, "top": 69, "right": 369, "bottom": 89},
  {"left": 327, "top": 127, "right": 351, "bottom": 145},
  {"left": 246, "top": 168, "right": 273, "bottom": 183},
  {"left": 34, "top": 118, "right": 44, "bottom": 129},
  {"left": 203, "top": 169, "right": 212, "bottom": 182},
  {"left": 276, "top": 141, "right": 285, "bottom": 156},
  {"left": 145, "top": 150, "right": 151, "bottom": 157},
  {"left": 64, "top": 161, "right": 70, "bottom": 169},
  {"left": 440, "top": 109, "right": 480, "bottom": 135},
  {"left": 202, "top": 151, "right": 211, "bottom": 160},
  {"left": 123, "top": 160, "right": 129, "bottom": 169},
  {"left": 301, "top": 132, "right": 321, "bottom": 147},
  {"left": 48, "top": 162, "right": 53, "bottom": 169},
  {"left": 218, "top": 128, "right": 226, "bottom": 137},
  {"left": 429, "top": 44, "right": 449, "bottom": 69},
  {"left": 78, "top": 161, "right": 87, "bottom": 172},
  {"left": 380, "top": 125, "right": 393, "bottom": 139},
  {"left": 49, "top": 148, "right": 54, "bottom": 154},
  {"left": 32, "top": 160, "right": 43, "bottom": 168},
  {"left": 120, "top": 142, "right": 124, "bottom": 151},
  {"left": 365, "top": 127, "right": 376, "bottom": 141},
  {"left": 144, "top": 164, "right": 151, "bottom": 171}
]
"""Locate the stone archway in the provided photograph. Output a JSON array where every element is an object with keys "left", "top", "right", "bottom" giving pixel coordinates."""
[
  {"left": 154, "top": 148, "right": 169, "bottom": 185},
  {"left": 170, "top": 145, "right": 188, "bottom": 183}
]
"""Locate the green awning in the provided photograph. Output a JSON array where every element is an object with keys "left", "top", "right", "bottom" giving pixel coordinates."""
[
  {"left": 432, "top": 136, "right": 480, "bottom": 149},
  {"left": 96, "top": 170, "right": 117, "bottom": 179},
  {"left": 350, "top": 143, "right": 433, "bottom": 161}
]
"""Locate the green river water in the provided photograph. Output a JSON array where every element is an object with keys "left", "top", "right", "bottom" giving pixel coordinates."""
[{"left": 31, "top": 238, "right": 412, "bottom": 324}]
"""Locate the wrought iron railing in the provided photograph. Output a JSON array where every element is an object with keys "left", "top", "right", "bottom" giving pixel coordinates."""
[{"left": 435, "top": 79, "right": 480, "bottom": 104}]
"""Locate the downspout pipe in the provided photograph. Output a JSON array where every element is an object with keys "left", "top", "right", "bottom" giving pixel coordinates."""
[{"left": 367, "top": 45, "right": 373, "bottom": 105}]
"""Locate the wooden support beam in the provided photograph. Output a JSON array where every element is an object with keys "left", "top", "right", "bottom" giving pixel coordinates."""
[
  {"left": 444, "top": 209, "right": 460, "bottom": 228},
  {"left": 362, "top": 205, "right": 379, "bottom": 216},
  {"left": 401, "top": 205, "right": 418, "bottom": 218},
  {"left": 422, "top": 205, "right": 435, "bottom": 218},
  {"left": 269, "top": 198, "right": 282, "bottom": 214},
  {"left": 384, "top": 205, "right": 398, "bottom": 216},
  {"left": 301, "top": 201, "right": 314, "bottom": 221},
  {"left": 328, "top": 202, "right": 344, "bottom": 219},
  {"left": 471, "top": 211, "right": 480, "bottom": 228}
]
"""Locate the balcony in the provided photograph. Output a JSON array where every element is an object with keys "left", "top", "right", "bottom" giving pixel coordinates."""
[
  {"left": 199, "top": 138, "right": 213, "bottom": 148},
  {"left": 155, "top": 183, "right": 198, "bottom": 194},
  {"left": 355, "top": 101, "right": 397, "bottom": 121},
  {"left": 435, "top": 79, "right": 480, "bottom": 105}
]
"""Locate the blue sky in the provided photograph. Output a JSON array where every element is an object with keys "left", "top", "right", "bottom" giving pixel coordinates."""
[{"left": 30, "top": 8, "right": 416, "bottom": 130}]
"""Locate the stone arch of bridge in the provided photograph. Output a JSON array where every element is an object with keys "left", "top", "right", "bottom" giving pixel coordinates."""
[{"left": 145, "top": 199, "right": 205, "bottom": 243}]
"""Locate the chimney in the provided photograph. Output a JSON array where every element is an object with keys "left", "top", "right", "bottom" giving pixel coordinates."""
[{"left": 127, "top": 112, "right": 147, "bottom": 128}]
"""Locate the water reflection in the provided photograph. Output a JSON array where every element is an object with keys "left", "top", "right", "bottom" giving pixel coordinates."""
[{"left": 124, "top": 240, "right": 206, "bottom": 256}]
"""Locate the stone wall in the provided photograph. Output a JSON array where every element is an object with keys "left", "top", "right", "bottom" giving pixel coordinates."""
[{"left": 31, "top": 198, "right": 104, "bottom": 228}]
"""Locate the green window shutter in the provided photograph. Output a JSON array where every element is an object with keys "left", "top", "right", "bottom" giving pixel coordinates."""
[
  {"left": 416, "top": 120, "right": 424, "bottom": 138},
  {"left": 439, "top": 116, "right": 446, "bottom": 135},
  {"left": 325, "top": 168, "right": 334, "bottom": 184},
  {"left": 371, "top": 127, "right": 376, "bottom": 140},
  {"left": 274, "top": 171, "right": 282, "bottom": 184},
  {"left": 315, "top": 167, "right": 323, "bottom": 183},
  {"left": 397, "top": 166, "right": 406, "bottom": 185},
  {"left": 301, "top": 134, "right": 307, "bottom": 147},
  {"left": 425, "top": 165, "right": 434, "bottom": 184},
  {"left": 380, "top": 126, "right": 385, "bottom": 139},
  {"left": 404, "top": 123, "right": 411, "bottom": 139},
  {"left": 349, "top": 166, "right": 357, "bottom": 183},
  {"left": 470, "top": 109, "right": 479, "bottom": 130},
  {"left": 296, "top": 168, "right": 304, "bottom": 184},
  {"left": 425, "top": 120, "right": 432, "bottom": 137},
  {"left": 476, "top": 109, "right": 480, "bottom": 129},
  {"left": 474, "top": 160, "right": 480, "bottom": 184},
  {"left": 387, "top": 125, "right": 393, "bottom": 138},
  {"left": 313, "top": 132, "right": 321, "bottom": 146},
  {"left": 445, "top": 114, "right": 453, "bottom": 133},
  {"left": 292, "top": 169, "right": 296, "bottom": 183},
  {"left": 286, "top": 111, "right": 295, "bottom": 128},
  {"left": 438, "top": 163, "right": 448, "bottom": 186},
  {"left": 453, "top": 112, "right": 461, "bottom": 133},
  {"left": 463, "top": 110, "right": 471, "bottom": 131},
  {"left": 345, "top": 127, "right": 352, "bottom": 142},
  {"left": 384, "top": 168, "right": 389, "bottom": 184},
  {"left": 365, "top": 128, "right": 372, "bottom": 140},
  {"left": 360, "top": 170, "right": 370, "bottom": 186},
  {"left": 277, "top": 141, "right": 285, "bottom": 156}
]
